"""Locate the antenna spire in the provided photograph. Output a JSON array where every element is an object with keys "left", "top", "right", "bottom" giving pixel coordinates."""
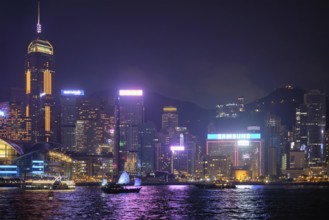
[{"left": 37, "top": 1, "right": 42, "bottom": 34}]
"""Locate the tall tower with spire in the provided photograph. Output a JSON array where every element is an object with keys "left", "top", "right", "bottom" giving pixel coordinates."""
[{"left": 25, "top": 2, "right": 56, "bottom": 143}]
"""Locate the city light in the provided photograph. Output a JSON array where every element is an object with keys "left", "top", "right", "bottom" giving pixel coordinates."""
[
  {"left": 163, "top": 107, "right": 177, "bottom": 112},
  {"left": 119, "top": 90, "right": 143, "bottom": 96},
  {"left": 61, "top": 90, "right": 85, "bottom": 96},
  {"left": 170, "top": 146, "right": 185, "bottom": 151},
  {"left": 237, "top": 140, "right": 250, "bottom": 146},
  {"left": 207, "top": 133, "right": 261, "bottom": 140}
]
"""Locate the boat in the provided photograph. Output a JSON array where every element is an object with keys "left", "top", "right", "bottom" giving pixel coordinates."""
[
  {"left": 101, "top": 183, "right": 142, "bottom": 194},
  {"left": 22, "top": 175, "right": 75, "bottom": 190},
  {"left": 101, "top": 171, "right": 142, "bottom": 194}
]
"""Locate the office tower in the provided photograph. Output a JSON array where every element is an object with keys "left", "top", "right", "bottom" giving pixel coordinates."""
[
  {"left": 25, "top": 3, "right": 56, "bottom": 143},
  {"left": 295, "top": 105, "right": 308, "bottom": 150},
  {"left": 116, "top": 90, "right": 144, "bottom": 176},
  {"left": 161, "top": 106, "right": 178, "bottom": 130},
  {"left": 296, "top": 90, "right": 326, "bottom": 166},
  {"left": 207, "top": 132, "right": 263, "bottom": 179},
  {"left": 75, "top": 97, "right": 99, "bottom": 153},
  {"left": 97, "top": 97, "right": 116, "bottom": 155},
  {"left": 138, "top": 121, "right": 157, "bottom": 175},
  {"left": 8, "top": 88, "right": 28, "bottom": 142},
  {"left": 60, "top": 90, "right": 84, "bottom": 151},
  {"left": 170, "top": 127, "right": 198, "bottom": 177},
  {"left": 263, "top": 113, "right": 282, "bottom": 176}
]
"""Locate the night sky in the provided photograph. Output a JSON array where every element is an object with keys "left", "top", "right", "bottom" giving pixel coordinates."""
[{"left": 1, "top": 0, "right": 329, "bottom": 109}]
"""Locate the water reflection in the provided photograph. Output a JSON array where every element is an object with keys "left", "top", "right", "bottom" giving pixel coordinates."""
[{"left": 1, "top": 185, "right": 329, "bottom": 219}]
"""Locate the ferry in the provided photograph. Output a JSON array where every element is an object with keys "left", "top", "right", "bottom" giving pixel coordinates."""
[{"left": 22, "top": 176, "right": 75, "bottom": 190}]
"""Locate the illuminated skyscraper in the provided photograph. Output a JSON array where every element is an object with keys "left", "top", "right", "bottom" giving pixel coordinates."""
[
  {"left": 60, "top": 90, "right": 84, "bottom": 150},
  {"left": 25, "top": 3, "right": 56, "bottom": 143},
  {"left": 161, "top": 106, "right": 178, "bottom": 130},
  {"left": 116, "top": 90, "right": 144, "bottom": 175},
  {"left": 263, "top": 113, "right": 283, "bottom": 176},
  {"left": 296, "top": 90, "right": 326, "bottom": 166}
]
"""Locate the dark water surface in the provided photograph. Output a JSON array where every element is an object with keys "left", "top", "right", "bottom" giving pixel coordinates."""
[{"left": 1, "top": 185, "right": 328, "bottom": 219}]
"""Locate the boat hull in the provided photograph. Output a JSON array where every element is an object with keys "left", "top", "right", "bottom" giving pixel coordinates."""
[{"left": 101, "top": 186, "right": 142, "bottom": 194}]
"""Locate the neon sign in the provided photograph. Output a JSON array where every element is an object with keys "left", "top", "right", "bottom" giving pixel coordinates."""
[{"left": 207, "top": 133, "right": 261, "bottom": 140}]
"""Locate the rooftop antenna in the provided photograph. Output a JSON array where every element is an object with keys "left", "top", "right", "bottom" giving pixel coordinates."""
[{"left": 37, "top": 1, "right": 42, "bottom": 34}]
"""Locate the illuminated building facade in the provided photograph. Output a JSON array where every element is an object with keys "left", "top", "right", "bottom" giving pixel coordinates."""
[
  {"left": 138, "top": 122, "right": 157, "bottom": 175},
  {"left": 8, "top": 88, "right": 28, "bottom": 142},
  {"left": 325, "top": 130, "right": 329, "bottom": 163},
  {"left": 25, "top": 4, "right": 57, "bottom": 143},
  {"left": 263, "top": 113, "right": 283, "bottom": 176},
  {"left": 296, "top": 90, "right": 326, "bottom": 166},
  {"left": 0, "top": 138, "right": 73, "bottom": 179},
  {"left": 60, "top": 90, "right": 84, "bottom": 151},
  {"left": 0, "top": 89, "right": 29, "bottom": 142},
  {"left": 206, "top": 133, "right": 263, "bottom": 180},
  {"left": 161, "top": 106, "right": 178, "bottom": 130},
  {"left": 116, "top": 90, "right": 144, "bottom": 175},
  {"left": 158, "top": 106, "right": 179, "bottom": 174},
  {"left": 170, "top": 128, "right": 197, "bottom": 176},
  {"left": 70, "top": 96, "right": 115, "bottom": 181},
  {"left": 0, "top": 102, "right": 10, "bottom": 138},
  {"left": 74, "top": 98, "right": 99, "bottom": 154}
]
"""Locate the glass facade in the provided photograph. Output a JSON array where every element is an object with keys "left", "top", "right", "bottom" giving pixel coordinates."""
[{"left": 0, "top": 139, "right": 20, "bottom": 165}]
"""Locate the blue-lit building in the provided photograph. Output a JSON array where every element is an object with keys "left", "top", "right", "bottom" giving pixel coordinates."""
[{"left": 0, "top": 138, "right": 73, "bottom": 179}]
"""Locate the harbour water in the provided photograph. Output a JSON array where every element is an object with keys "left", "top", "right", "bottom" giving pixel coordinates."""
[{"left": 1, "top": 185, "right": 329, "bottom": 219}]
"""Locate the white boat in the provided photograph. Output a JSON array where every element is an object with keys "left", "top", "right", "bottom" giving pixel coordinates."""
[{"left": 22, "top": 175, "right": 75, "bottom": 190}]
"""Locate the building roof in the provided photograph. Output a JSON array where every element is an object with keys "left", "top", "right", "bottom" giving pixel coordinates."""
[{"left": 0, "top": 138, "right": 24, "bottom": 155}]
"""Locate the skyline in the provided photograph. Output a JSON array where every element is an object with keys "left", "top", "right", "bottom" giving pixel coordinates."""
[{"left": 1, "top": 0, "right": 329, "bottom": 109}]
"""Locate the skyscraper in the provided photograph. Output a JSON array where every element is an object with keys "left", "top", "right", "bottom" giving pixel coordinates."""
[
  {"left": 25, "top": 3, "right": 56, "bottom": 143},
  {"left": 116, "top": 89, "right": 144, "bottom": 176},
  {"left": 60, "top": 90, "right": 84, "bottom": 151},
  {"left": 161, "top": 106, "right": 178, "bottom": 130},
  {"left": 296, "top": 90, "right": 326, "bottom": 166},
  {"left": 263, "top": 113, "right": 283, "bottom": 176}
]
